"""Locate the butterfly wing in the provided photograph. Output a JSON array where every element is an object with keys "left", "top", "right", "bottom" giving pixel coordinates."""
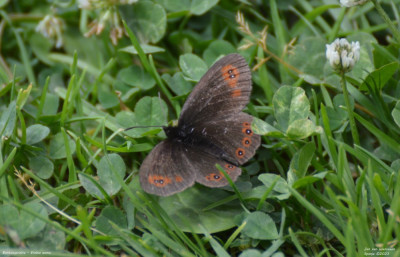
[
  {"left": 178, "top": 54, "right": 260, "bottom": 165},
  {"left": 196, "top": 112, "right": 261, "bottom": 165},
  {"left": 139, "top": 140, "right": 195, "bottom": 196},
  {"left": 173, "top": 147, "right": 242, "bottom": 187},
  {"left": 179, "top": 54, "right": 252, "bottom": 125},
  {"left": 190, "top": 149, "right": 243, "bottom": 187},
  {"left": 139, "top": 53, "right": 260, "bottom": 196}
]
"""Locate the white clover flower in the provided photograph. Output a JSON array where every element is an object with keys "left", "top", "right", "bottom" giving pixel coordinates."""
[
  {"left": 35, "top": 15, "right": 64, "bottom": 48},
  {"left": 326, "top": 38, "right": 360, "bottom": 73},
  {"left": 340, "top": 0, "right": 369, "bottom": 7}
]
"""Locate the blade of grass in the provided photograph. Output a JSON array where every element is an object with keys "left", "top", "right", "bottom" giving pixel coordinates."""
[
  {"left": 62, "top": 128, "right": 77, "bottom": 183},
  {"left": 0, "top": 195, "right": 114, "bottom": 257},
  {"left": 288, "top": 186, "right": 346, "bottom": 245},
  {"left": 0, "top": 147, "right": 16, "bottom": 179},
  {"left": 288, "top": 227, "right": 308, "bottom": 257},
  {"left": 36, "top": 76, "right": 50, "bottom": 120},
  {"left": 20, "top": 166, "right": 79, "bottom": 207}
]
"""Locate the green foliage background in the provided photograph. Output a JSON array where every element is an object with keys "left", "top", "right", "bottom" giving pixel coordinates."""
[{"left": 0, "top": 0, "right": 399, "bottom": 256}]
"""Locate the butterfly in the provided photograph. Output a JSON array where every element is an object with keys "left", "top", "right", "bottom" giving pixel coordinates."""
[{"left": 139, "top": 54, "right": 261, "bottom": 196}]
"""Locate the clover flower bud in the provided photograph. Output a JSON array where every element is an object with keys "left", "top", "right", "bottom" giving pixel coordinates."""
[{"left": 326, "top": 38, "right": 360, "bottom": 73}]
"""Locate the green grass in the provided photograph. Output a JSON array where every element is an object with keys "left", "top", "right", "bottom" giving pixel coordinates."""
[{"left": 0, "top": 0, "right": 399, "bottom": 256}]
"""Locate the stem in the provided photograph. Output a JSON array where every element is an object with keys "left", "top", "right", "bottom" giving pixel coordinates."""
[
  {"left": 371, "top": 0, "right": 400, "bottom": 44},
  {"left": 341, "top": 72, "right": 360, "bottom": 146}
]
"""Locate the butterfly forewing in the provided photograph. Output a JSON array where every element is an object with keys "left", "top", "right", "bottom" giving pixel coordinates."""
[{"left": 179, "top": 54, "right": 252, "bottom": 126}]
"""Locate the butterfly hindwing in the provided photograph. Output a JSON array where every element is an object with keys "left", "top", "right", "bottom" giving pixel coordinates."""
[
  {"left": 180, "top": 147, "right": 242, "bottom": 187},
  {"left": 198, "top": 113, "right": 261, "bottom": 165},
  {"left": 139, "top": 140, "right": 195, "bottom": 196}
]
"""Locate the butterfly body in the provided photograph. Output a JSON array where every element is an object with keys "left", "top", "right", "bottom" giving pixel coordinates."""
[{"left": 139, "top": 54, "right": 260, "bottom": 196}]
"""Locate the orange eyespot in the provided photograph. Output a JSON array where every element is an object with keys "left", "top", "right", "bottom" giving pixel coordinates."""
[
  {"left": 148, "top": 175, "right": 172, "bottom": 187},
  {"left": 242, "top": 137, "right": 251, "bottom": 147},
  {"left": 224, "top": 164, "right": 235, "bottom": 170},
  {"left": 206, "top": 172, "right": 223, "bottom": 181},
  {"left": 221, "top": 65, "right": 239, "bottom": 88},
  {"left": 242, "top": 127, "right": 253, "bottom": 136},
  {"left": 236, "top": 148, "right": 245, "bottom": 158}
]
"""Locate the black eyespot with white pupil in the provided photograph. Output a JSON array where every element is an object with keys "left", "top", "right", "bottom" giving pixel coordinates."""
[
  {"left": 246, "top": 129, "right": 252, "bottom": 135},
  {"left": 245, "top": 140, "right": 250, "bottom": 144},
  {"left": 214, "top": 175, "right": 220, "bottom": 179},
  {"left": 155, "top": 179, "right": 164, "bottom": 184},
  {"left": 238, "top": 150, "right": 243, "bottom": 156}
]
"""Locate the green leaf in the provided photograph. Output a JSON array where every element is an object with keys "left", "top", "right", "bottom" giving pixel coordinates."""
[
  {"left": 30, "top": 33, "right": 53, "bottom": 65},
  {"left": 162, "top": 72, "right": 193, "bottom": 96},
  {"left": 292, "top": 176, "right": 323, "bottom": 189},
  {"left": 26, "top": 124, "right": 50, "bottom": 145},
  {"left": 391, "top": 100, "right": 400, "bottom": 128},
  {"left": 190, "top": 0, "right": 218, "bottom": 15},
  {"left": 157, "top": 0, "right": 218, "bottom": 15},
  {"left": 252, "top": 117, "right": 282, "bottom": 137},
  {"left": 79, "top": 174, "right": 104, "bottom": 199},
  {"left": 97, "top": 153, "right": 126, "bottom": 196},
  {"left": 203, "top": 40, "right": 236, "bottom": 66},
  {"left": 118, "top": 65, "right": 156, "bottom": 90},
  {"left": 119, "top": 44, "right": 165, "bottom": 54},
  {"left": 0, "top": 100, "right": 16, "bottom": 138},
  {"left": 241, "top": 211, "right": 278, "bottom": 240},
  {"left": 122, "top": 2, "right": 167, "bottom": 43},
  {"left": 27, "top": 224, "right": 66, "bottom": 251},
  {"left": 359, "top": 62, "right": 399, "bottom": 91},
  {"left": 98, "top": 86, "right": 119, "bottom": 109},
  {"left": 326, "top": 94, "right": 351, "bottom": 131},
  {"left": 96, "top": 206, "right": 127, "bottom": 236},
  {"left": 273, "top": 86, "right": 310, "bottom": 132},
  {"left": 159, "top": 186, "right": 242, "bottom": 233},
  {"left": 258, "top": 174, "right": 290, "bottom": 200},
  {"left": 286, "top": 119, "right": 316, "bottom": 139},
  {"left": 156, "top": 0, "right": 190, "bottom": 12},
  {"left": 287, "top": 37, "right": 326, "bottom": 81},
  {"left": 116, "top": 96, "right": 168, "bottom": 138},
  {"left": 239, "top": 249, "right": 262, "bottom": 257},
  {"left": 49, "top": 132, "right": 76, "bottom": 159},
  {"left": 179, "top": 53, "right": 208, "bottom": 81},
  {"left": 0, "top": 202, "right": 47, "bottom": 240},
  {"left": 29, "top": 156, "right": 54, "bottom": 179},
  {"left": 41, "top": 93, "right": 60, "bottom": 116},
  {"left": 0, "top": 0, "right": 9, "bottom": 8},
  {"left": 289, "top": 142, "right": 316, "bottom": 179}
]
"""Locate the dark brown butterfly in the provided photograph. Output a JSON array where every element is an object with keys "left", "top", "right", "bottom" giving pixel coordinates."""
[{"left": 139, "top": 54, "right": 260, "bottom": 196}]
